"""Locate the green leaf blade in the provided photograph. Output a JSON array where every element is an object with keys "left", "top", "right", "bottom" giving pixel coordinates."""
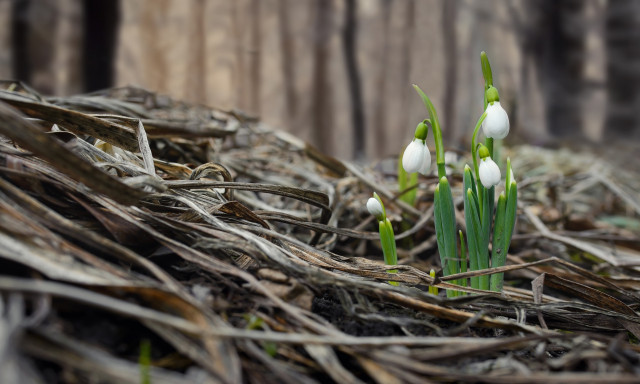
[{"left": 490, "top": 192, "right": 507, "bottom": 291}]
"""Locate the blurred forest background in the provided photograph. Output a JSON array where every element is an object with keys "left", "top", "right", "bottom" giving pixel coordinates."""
[{"left": 1, "top": 0, "right": 639, "bottom": 160}]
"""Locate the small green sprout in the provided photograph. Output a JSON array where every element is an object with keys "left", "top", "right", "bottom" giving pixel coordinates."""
[
  {"left": 428, "top": 269, "right": 438, "bottom": 295},
  {"left": 139, "top": 339, "right": 151, "bottom": 384},
  {"left": 245, "top": 314, "right": 277, "bottom": 357},
  {"left": 366, "top": 192, "right": 399, "bottom": 286}
]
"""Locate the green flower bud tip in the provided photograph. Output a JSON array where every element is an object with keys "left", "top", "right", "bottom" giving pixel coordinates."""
[
  {"left": 485, "top": 86, "right": 500, "bottom": 103},
  {"left": 478, "top": 144, "right": 490, "bottom": 159},
  {"left": 414, "top": 120, "right": 428, "bottom": 140},
  {"left": 482, "top": 100, "right": 510, "bottom": 139}
]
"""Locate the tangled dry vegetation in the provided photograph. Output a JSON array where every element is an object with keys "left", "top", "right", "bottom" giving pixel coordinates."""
[{"left": 0, "top": 82, "right": 639, "bottom": 383}]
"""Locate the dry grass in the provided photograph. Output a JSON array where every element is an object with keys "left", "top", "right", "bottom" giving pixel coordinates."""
[{"left": 0, "top": 81, "right": 639, "bottom": 383}]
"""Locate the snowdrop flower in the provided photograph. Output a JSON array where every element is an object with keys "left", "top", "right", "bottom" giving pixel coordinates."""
[
  {"left": 402, "top": 121, "right": 431, "bottom": 175},
  {"left": 402, "top": 139, "right": 431, "bottom": 175},
  {"left": 482, "top": 87, "right": 509, "bottom": 139},
  {"left": 478, "top": 145, "right": 501, "bottom": 188},
  {"left": 479, "top": 157, "right": 501, "bottom": 188},
  {"left": 366, "top": 196, "right": 385, "bottom": 221}
]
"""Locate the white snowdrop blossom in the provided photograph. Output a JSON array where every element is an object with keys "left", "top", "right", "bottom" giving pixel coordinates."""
[
  {"left": 366, "top": 197, "right": 384, "bottom": 220},
  {"left": 402, "top": 139, "right": 431, "bottom": 175},
  {"left": 479, "top": 157, "right": 501, "bottom": 188},
  {"left": 482, "top": 101, "right": 510, "bottom": 139}
]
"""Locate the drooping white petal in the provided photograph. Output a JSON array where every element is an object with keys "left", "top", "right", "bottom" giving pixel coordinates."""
[
  {"left": 366, "top": 197, "right": 384, "bottom": 219},
  {"left": 417, "top": 146, "right": 432, "bottom": 176},
  {"left": 479, "top": 157, "right": 501, "bottom": 188},
  {"left": 482, "top": 101, "right": 510, "bottom": 139},
  {"left": 402, "top": 139, "right": 427, "bottom": 174}
]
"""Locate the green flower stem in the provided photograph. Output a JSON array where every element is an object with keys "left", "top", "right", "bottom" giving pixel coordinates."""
[
  {"left": 471, "top": 112, "right": 488, "bottom": 192},
  {"left": 413, "top": 85, "right": 446, "bottom": 179},
  {"left": 486, "top": 137, "right": 494, "bottom": 159}
]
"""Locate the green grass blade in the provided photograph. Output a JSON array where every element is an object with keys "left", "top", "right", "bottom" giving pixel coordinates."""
[
  {"left": 504, "top": 181, "right": 517, "bottom": 255},
  {"left": 433, "top": 185, "right": 447, "bottom": 271},
  {"left": 413, "top": 85, "right": 446, "bottom": 178},
  {"left": 490, "top": 192, "right": 507, "bottom": 291},
  {"left": 464, "top": 188, "right": 481, "bottom": 289},
  {"left": 468, "top": 187, "right": 489, "bottom": 290},
  {"left": 459, "top": 230, "right": 467, "bottom": 290},
  {"left": 434, "top": 186, "right": 455, "bottom": 296},
  {"left": 464, "top": 165, "right": 480, "bottom": 211},
  {"left": 480, "top": 186, "right": 492, "bottom": 254},
  {"left": 438, "top": 177, "right": 458, "bottom": 277},
  {"left": 505, "top": 158, "right": 513, "bottom": 197},
  {"left": 379, "top": 219, "right": 398, "bottom": 286}
]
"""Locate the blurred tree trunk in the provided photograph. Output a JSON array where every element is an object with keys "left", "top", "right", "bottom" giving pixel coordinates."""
[
  {"left": 311, "top": 0, "right": 334, "bottom": 153},
  {"left": 12, "top": 0, "right": 58, "bottom": 94},
  {"left": 526, "top": 0, "right": 586, "bottom": 139},
  {"left": 397, "top": 0, "right": 415, "bottom": 142},
  {"left": 11, "top": 0, "right": 31, "bottom": 84},
  {"left": 250, "top": 0, "right": 261, "bottom": 114},
  {"left": 0, "top": 1, "right": 11, "bottom": 79},
  {"left": 83, "top": 0, "right": 119, "bottom": 92},
  {"left": 140, "top": 0, "right": 169, "bottom": 92},
  {"left": 55, "top": 0, "right": 83, "bottom": 95},
  {"left": 342, "top": 0, "right": 365, "bottom": 159},
  {"left": 185, "top": 0, "right": 206, "bottom": 103},
  {"left": 605, "top": 0, "right": 640, "bottom": 138},
  {"left": 278, "top": 0, "right": 296, "bottom": 128},
  {"left": 232, "top": 1, "right": 246, "bottom": 110},
  {"left": 372, "top": 0, "right": 391, "bottom": 157},
  {"left": 441, "top": 0, "right": 457, "bottom": 141}
]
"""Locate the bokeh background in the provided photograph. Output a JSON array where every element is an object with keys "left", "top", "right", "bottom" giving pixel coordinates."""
[{"left": 2, "top": 0, "right": 639, "bottom": 160}]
